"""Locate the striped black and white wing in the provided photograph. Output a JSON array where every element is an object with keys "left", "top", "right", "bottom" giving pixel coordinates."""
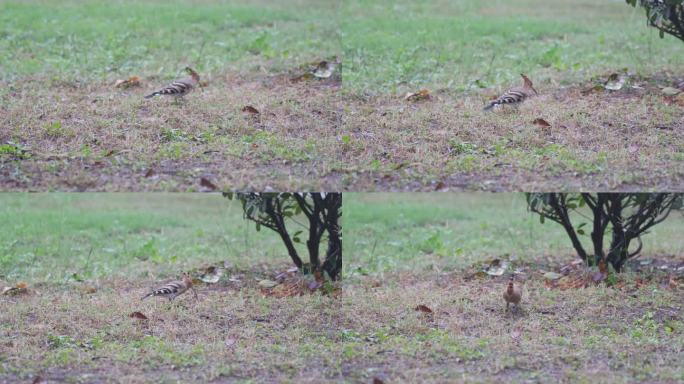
[
  {"left": 484, "top": 87, "right": 530, "bottom": 111},
  {"left": 145, "top": 79, "right": 194, "bottom": 99},
  {"left": 142, "top": 280, "right": 187, "bottom": 300}
]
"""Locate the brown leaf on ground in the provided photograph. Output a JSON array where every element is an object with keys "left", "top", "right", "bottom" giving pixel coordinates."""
[
  {"left": 114, "top": 76, "right": 140, "bottom": 89},
  {"left": 434, "top": 181, "right": 447, "bottom": 191},
  {"left": 269, "top": 280, "right": 303, "bottom": 298},
  {"left": 2, "top": 282, "right": 29, "bottom": 296},
  {"left": 373, "top": 378, "right": 385, "bottom": 384},
  {"left": 143, "top": 168, "right": 156, "bottom": 178},
  {"left": 559, "top": 259, "right": 583, "bottom": 275},
  {"left": 598, "top": 260, "right": 608, "bottom": 275},
  {"left": 533, "top": 118, "right": 551, "bottom": 128},
  {"left": 558, "top": 273, "right": 587, "bottom": 290},
  {"left": 81, "top": 285, "right": 97, "bottom": 294},
  {"left": 404, "top": 89, "right": 431, "bottom": 102},
  {"left": 415, "top": 304, "right": 433, "bottom": 313},
  {"left": 200, "top": 177, "right": 218, "bottom": 191},
  {"left": 129, "top": 311, "right": 148, "bottom": 320},
  {"left": 241, "top": 106, "right": 260, "bottom": 115},
  {"left": 675, "top": 93, "right": 684, "bottom": 107}
]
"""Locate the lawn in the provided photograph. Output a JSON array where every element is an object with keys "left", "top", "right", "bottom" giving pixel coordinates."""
[
  {"left": 339, "top": 0, "right": 684, "bottom": 191},
  {"left": 0, "top": 193, "right": 344, "bottom": 382},
  {"left": 2, "top": 0, "right": 683, "bottom": 191},
  {"left": 340, "top": 193, "right": 684, "bottom": 382},
  {"left": 1, "top": 0, "right": 342, "bottom": 191}
]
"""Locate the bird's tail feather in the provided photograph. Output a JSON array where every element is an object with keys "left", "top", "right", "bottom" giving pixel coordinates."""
[
  {"left": 483, "top": 101, "right": 498, "bottom": 111},
  {"left": 141, "top": 292, "right": 153, "bottom": 300},
  {"left": 144, "top": 92, "right": 158, "bottom": 99}
]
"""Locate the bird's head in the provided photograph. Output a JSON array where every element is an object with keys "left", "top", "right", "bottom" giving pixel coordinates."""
[
  {"left": 520, "top": 74, "right": 538, "bottom": 95},
  {"left": 184, "top": 67, "right": 200, "bottom": 82},
  {"left": 507, "top": 276, "right": 515, "bottom": 293},
  {"left": 182, "top": 272, "right": 193, "bottom": 287}
]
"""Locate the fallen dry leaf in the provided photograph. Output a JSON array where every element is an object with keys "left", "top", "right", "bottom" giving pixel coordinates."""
[
  {"left": 533, "top": 118, "right": 551, "bottom": 128},
  {"left": 81, "top": 285, "right": 97, "bottom": 294},
  {"left": 2, "top": 282, "right": 29, "bottom": 296},
  {"left": 114, "top": 76, "right": 140, "bottom": 89},
  {"left": 373, "top": 378, "right": 385, "bottom": 384},
  {"left": 200, "top": 177, "right": 218, "bottom": 191},
  {"left": 129, "top": 311, "right": 148, "bottom": 320},
  {"left": 675, "top": 93, "right": 684, "bottom": 107},
  {"left": 415, "top": 304, "right": 433, "bottom": 313},
  {"left": 241, "top": 106, "right": 260, "bottom": 115},
  {"left": 404, "top": 89, "right": 430, "bottom": 102},
  {"left": 143, "top": 168, "right": 156, "bottom": 178}
]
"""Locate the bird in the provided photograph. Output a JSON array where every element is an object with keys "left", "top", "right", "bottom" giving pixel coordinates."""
[
  {"left": 503, "top": 276, "right": 522, "bottom": 312},
  {"left": 484, "top": 74, "right": 538, "bottom": 111},
  {"left": 141, "top": 272, "right": 197, "bottom": 302},
  {"left": 144, "top": 67, "right": 200, "bottom": 101}
]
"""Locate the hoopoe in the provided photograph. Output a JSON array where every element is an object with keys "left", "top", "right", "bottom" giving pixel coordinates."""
[
  {"left": 503, "top": 276, "right": 522, "bottom": 311},
  {"left": 141, "top": 272, "right": 197, "bottom": 302},
  {"left": 484, "top": 74, "right": 538, "bottom": 111},
  {"left": 144, "top": 67, "right": 200, "bottom": 100}
]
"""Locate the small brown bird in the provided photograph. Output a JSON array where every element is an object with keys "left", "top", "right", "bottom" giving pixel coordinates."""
[
  {"left": 484, "top": 74, "right": 538, "bottom": 111},
  {"left": 144, "top": 67, "right": 200, "bottom": 100},
  {"left": 503, "top": 276, "right": 522, "bottom": 311},
  {"left": 141, "top": 273, "right": 197, "bottom": 302}
]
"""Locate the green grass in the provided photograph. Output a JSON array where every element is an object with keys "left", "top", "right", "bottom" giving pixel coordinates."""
[
  {"left": 0, "top": 193, "right": 304, "bottom": 282},
  {"left": 0, "top": 0, "right": 339, "bottom": 81},
  {"left": 345, "top": 193, "right": 684, "bottom": 273},
  {"left": 342, "top": 0, "right": 684, "bottom": 93}
]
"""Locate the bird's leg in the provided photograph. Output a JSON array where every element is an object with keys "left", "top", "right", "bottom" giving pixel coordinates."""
[
  {"left": 506, "top": 302, "right": 510, "bottom": 312},
  {"left": 191, "top": 287, "right": 198, "bottom": 301}
]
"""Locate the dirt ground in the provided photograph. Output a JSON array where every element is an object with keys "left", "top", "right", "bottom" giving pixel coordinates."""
[
  {"left": 338, "top": 256, "right": 684, "bottom": 383},
  {"left": 3, "top": 73, "right": 682, "bottom": 191}
]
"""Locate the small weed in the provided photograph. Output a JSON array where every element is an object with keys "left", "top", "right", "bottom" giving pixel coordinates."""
[{"left": 44, "top": 121, "right": 73, "bottom": 138}]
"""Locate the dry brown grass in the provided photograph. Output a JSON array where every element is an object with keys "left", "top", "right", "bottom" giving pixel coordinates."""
[
  {"left": 1, "top": 72, "right": 342, "bottom": 191},
  {"left": 3, "top": 72, "right": 682, "bottom": 191},
  {"left": 338, "top": 268, "right": 684, "bottom": 383},
  {"left": 0, "top": 269, "right": 345, "bottom": 383},
  {"left": 340, "top": 78, "right": 684, "bottom": 191}
]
